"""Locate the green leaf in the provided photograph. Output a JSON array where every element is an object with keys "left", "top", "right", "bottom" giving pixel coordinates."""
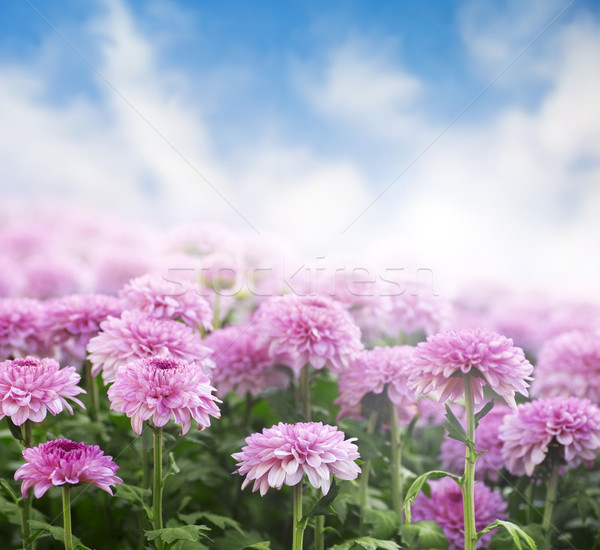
[
  {"left": 443, "top": 404, "right": 468, "bottom": 445},
  {"left": 145, "top": 525, "right": 211, "bottom": 544},
  {"left": 363, "top": 508, "right": 399, "bottom": 539},
  {"left": 242, "top": 543, "right": 271, "bottom": 550},
  {"left": 163, "top": 451, "right": 181, "bottom": 482},
  {"left": 115, "top": 483, "right": 152, "bottom": 518},
  {"left": 400, "top": 521, "right": 448, "bottom": 549},
  {"left": 5, "top": 417, "right": 24, "bottom": 442},
  {"left": 330, "top": 536, "right": 401, "bottom": 550},
  {"left": 74, "top": 544, "right": 94, "bottom": 550},
  {"left": 474, "top": 401, "right": 495, "bottom": 428},
  {"left": 28, "top": 520, "right": 83, "bottom": 546},
  {"left": 0, "top": 478, "right": 19, "bottom": 504},
  {"left": 478, "top": 520, "right": 537, "bottom": 550},
  {"left": 403, "top": 470, "right": 460, "bottom": 524},
  {"left": 211, "top": 529, "right": 267, "bottom": 550},
  {"left": 177, "top": 511, "right": 244, "bottom": 535},
  {"left": 0, "top": 494, "right": 21, "bottom": 524},
  {"left": 305, "top": 479, "right": 339, "bottom": 518}
]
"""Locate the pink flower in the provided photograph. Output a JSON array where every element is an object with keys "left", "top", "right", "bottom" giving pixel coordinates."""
[
  {"left": 233, "top": 422, "right": 361, "bottom": 496},
  {"left": 0, "top": 357, "right": 85, "bottom": 425},
  {"left": 42, "top": 294, "right": 123, "bottom": 364},
  {"left": 107, "top": 356, "right": 221, "bottom": 435},
  {"left": 409, "top": 328, "right": 533, "bottom": 409},
  {"left": 499, "top": 396, "right": 600, "bottom": 476},
  {"left": 532, "top": 330, "right": 600, "bottom": 402},
  {"left": 0, "top": 298, "right": 50, "bottom": 359},
  {"left": 119, "top": 273, "right": 213, "bottom": 331},
  {"left": 254, "top": 295, "right": 363, "bottom": 375},
  {"left": 204, "top": 324, "right": 289, "bottom": 397},
  {"left": 87, "top": 311, "right": 214, "bottom": 383},
  {"left": 335, "top": 345, "right": 418, "bottom": 423},
  {"left": 14, "top": 439, "right": 122, "bottom": 498},
  {"left": 412, "top": 477, "right": 507, "bottom": 550},
  {"left": 439, "top": 404, "right": 512, "bottom": 482}
]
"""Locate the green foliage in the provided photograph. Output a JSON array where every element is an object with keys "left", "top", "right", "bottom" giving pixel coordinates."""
[
  {"left": 400, "top": 520, "right": 448, "bottom": 549},
  {"left": 479, "top": 520, "right": 537, "bottom": 550},
  {"left": 403, "top": 470, "right": 460, "bottom": 524},
  {"left": 329, "top": 536, "right": 401, "bottom": 550}
]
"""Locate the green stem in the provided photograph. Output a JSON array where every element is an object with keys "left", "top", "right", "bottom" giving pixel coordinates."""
[
  {"left": 298, "top": 365, "right": 311, "bottom": 420},
  {"left": 359, "top": 411, "right": 378, "bottom": 534},
  {"left": 152, "top": 426, "right": 164, "bottom": 550},
  {"left": 84, "top": 360, "right": 99, "bottom": 421},
  {"left": 21, "top": 420, "right": 34, "bottom": 550},
  {"left": 314, "top": 515, "right": 324, "bottom": 550},
  {"left": 461, "top": 380, "right": 477, "bottom": 550},
  {"left": 525, "top": 483, "right": 533, "bottom": 525},
  {"left": 62, "top": 486, "right": 74, "bottom": 550},
  {"left": 542, "top": 462, "right": 559, "bottom": 539},
  {"left": 390, "top": 401, "right": 403, "bottom": 520},
  {"left": 292, "top": 483, "right": 304, "bottom": 550}
]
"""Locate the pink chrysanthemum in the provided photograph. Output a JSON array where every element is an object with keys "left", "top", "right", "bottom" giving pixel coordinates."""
[
  {"left": 532, "top": 330, "right": 600, "bottom": 402},
  {"left": 0, "top": 357, "right": 85, "bottom": 425},
  {"left": 499, "top": 396, "right": 600, "bottom": 476},
  {"left": 255, "top": 295, "right": 363, "bottom": 374},
  {"left": 43, "top": 294, "right": 123, "bottom": 365},
  {"left": 107, "top": 356, "right": 221, "bottom": 435},
  {"left": 409, "top": 328, "right": 533, "bottom": 409},
  {"left": 87, "top": 311, "right": 214, "bottom": 383},
  {"left": 439, "top": 404, "right": 512, "bottom": 482},
  {"left": 204, "top": 324, "right": 289, "bottom": 397},
  {"left": 0, "top": 298, "right": 50, "bottom": 359},
  {"left": 412, "top": 477, "right": 507, "bottom": 550},
  {"left": 233, "top": 422, "right": 361, "bottom": 496},
  {"left": 14, "top": 439, "right": 122, "bottom": 498},
  {"left": 335, "top": 345, "right": 418, "bottom": 423},
  {"left": 22, "top": 253, "right": 86, "bottom": 299},
  {"left": 119, "top": 273, "right": 213, "bottom": 331}
]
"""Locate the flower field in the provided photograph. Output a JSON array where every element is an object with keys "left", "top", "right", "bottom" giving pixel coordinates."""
[{"left": 1, "top": 207, "right": 600, "bottom": 550}]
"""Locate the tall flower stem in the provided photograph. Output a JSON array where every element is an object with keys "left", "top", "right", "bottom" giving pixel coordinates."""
[
  {"left": 21, "top": 420, "right": 34, "bottom": 550},
  {"left": 542, "top": 461, "right": 560, "bottom": 542},
  {"left": 461, "top": 380, "right": 477, "bottom": 550},
  {"left": 62, "top": 486, "right": 74, "bottom": 550},
  {"left": 152, "top": 426, "right": 164, "bottom": 550},
  {"left": 390, "top": 400, "right": 403, "bottom": 520},
  {"left": 292, "top": 483, "right": 305, "bottom": 550},
  {"left": 84, "top": 359, "right": 99, "bottom": 421},
  {"left": 359, "top": 411, "right": 378, "bottom": 534},
  {"left": 297, "top": 365, "right": 311, "bottom": 420},
  {"left": 315, "top": 515, "right": 324, "bottom": 550}
]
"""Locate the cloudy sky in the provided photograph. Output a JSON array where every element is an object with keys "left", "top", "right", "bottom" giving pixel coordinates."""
[{"left": 1, "top": 0, "right": 599, "bottom": 295}]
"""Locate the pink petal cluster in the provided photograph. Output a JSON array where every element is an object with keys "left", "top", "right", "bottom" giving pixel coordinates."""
[
  {"left": 255, "top": 295, "right": 363, "bottom": 374},
  {"left": 119, "top": 273, "right": 213, "bottom": 331},
  {"left": 204, "top": 324, "right": 289, "bottom": 397},
  {"left": 233, "top": 422, "right": 361, "bottom": 496},
  {"left": 409, "top": 328, "right": 533, "bottom": 408},
  {"left": 87, "top": 311, "right": 214, "bottom": 383},
  {"left": 43, "top": 294, "right": 123, "bottom": 364},
  {"left": 412, "top": 477, "right": 507, "bottom": 550},
  {"left": 439, "top": 404, "right": 512, "bottom": 482},
  {"left": 0, "top": 357, "right": 85, "bottom": 425},
  {"left": 499, "top": 396, "right": 600, "bottom": 476},
  {"left": 532, "top": 330, "right": 600, "bottom": 402},
  {"left": 335, "top": 345, "right": 418, "bottom": 423},
  {"left": 107, "top": 356, "right": 221, "bottom": 435},
  {"left": 14, "top": 439, "right": 122, "bottom": 498},
  {"left": 0, "top": 298, "right": 49, "bottom": 359}
]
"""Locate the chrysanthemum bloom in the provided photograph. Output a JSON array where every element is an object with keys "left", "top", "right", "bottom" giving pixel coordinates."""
[
  {"left": 439, "top": 405, "right": 512, "bottom": 481},
  {"left": 119, "top": 273, "right": 213, "bottom": 332},
  {"left": 204, "top": 324, "right": 289, "bottom": 397},
  {"left": 409, "top": 328, "right": 533, "bottom": 409},
  {"left": 0, "top": 357, "right": 85, "bottom": 425},
  {"left": 42, "top": 294, "right": 123, "bottom": 365},
  {"left": 107, "top": 356, "right": 221, "bottom": 435},
  {"left": 531, "top": 330, "right": 600, "bottom": 402},
  {"left": 0, "top": 298, "right": 50, "bottom": 359},
  {"left": 14, "top": 439, "right": 122, "bottom": 498},
  {"left": 499, "top": 396, "right": 600, "bottom": 476},
  {"left": 335, "top": 345, "right": 418, "bottom": 422},
  {"left": 22, "top": 253, "right": 85, "bottom": 299},
  {"left": 87, "top": 311, "right": 214, "bottom": 383},
  {"left": 411, "top": 477, "right": 507, "bottom": 550},
  {"left": 254, "top": 295, "right": 363, "bottom": 374},
  {"left": 233, "top": 422, "right": 361, "bottom": 496}
]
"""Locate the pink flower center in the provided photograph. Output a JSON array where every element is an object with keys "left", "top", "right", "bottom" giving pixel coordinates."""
[
  {"left": 11, "top": 358, "right": 41, "bottom": 368},
  {"left": 148, "top": 357, "right": 180, "bottom": 370}
]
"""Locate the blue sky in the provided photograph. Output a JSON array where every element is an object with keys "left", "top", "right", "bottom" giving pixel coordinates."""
[{"left": 1, "top": 0, "right": 599, "bottom": 294}]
